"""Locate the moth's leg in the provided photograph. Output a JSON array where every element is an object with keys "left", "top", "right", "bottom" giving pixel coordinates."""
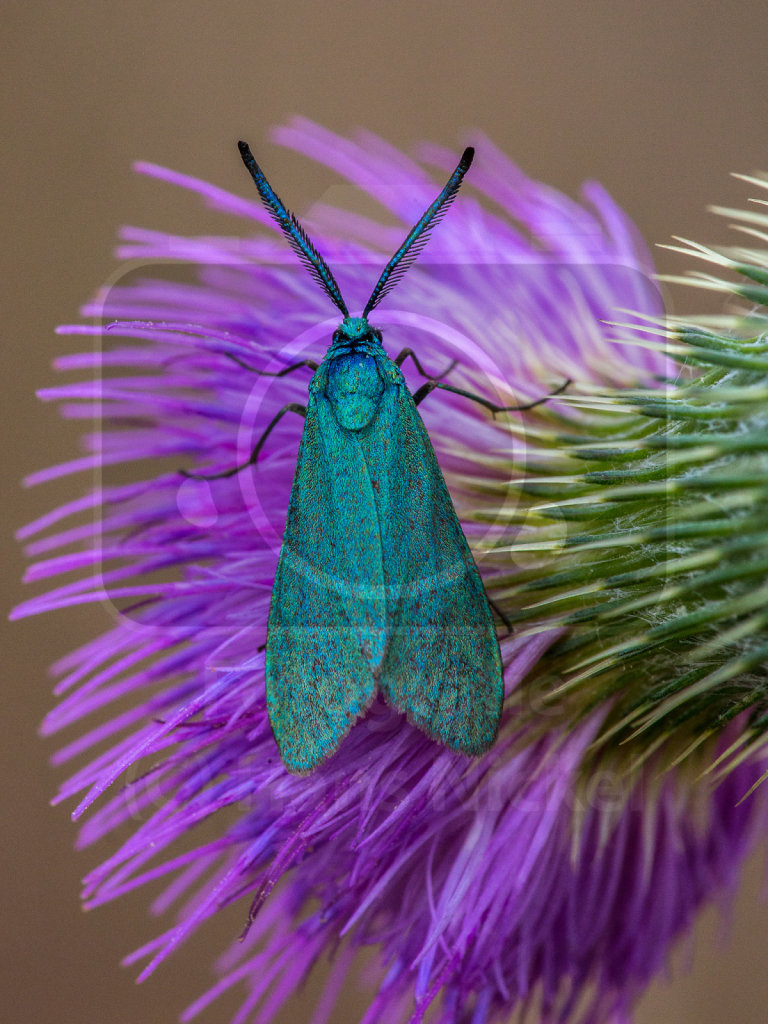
[
  {"left": 223, "top": 354, "right": 319, "bottom": 376},
  {"left": 161, "top": 353, "right": 319, "bottom": 376},
  {"left": 486, "top": 594, "right": 512, "bottom": 635},
  {"left": 393, "top": 348, "right": 458, "bottom": 380},
  {"left": 413, "top": 378, "right": 571, "bottom": 415},
  {"left": 181, "top": 402, "right": 307, "bottom": 480}
]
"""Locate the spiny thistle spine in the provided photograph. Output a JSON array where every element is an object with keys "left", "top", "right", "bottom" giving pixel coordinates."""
[{"left": 474, "top": 175, "right": 768, "bottom": 785}]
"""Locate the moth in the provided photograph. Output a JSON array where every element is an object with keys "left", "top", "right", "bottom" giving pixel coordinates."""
[{"left": 189, "top": 141, "right": 557, "bottom": 773}]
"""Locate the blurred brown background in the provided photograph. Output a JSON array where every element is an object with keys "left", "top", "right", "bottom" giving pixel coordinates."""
[{"left": 4, "top": 3, "right": 768, "bottom": 1022}]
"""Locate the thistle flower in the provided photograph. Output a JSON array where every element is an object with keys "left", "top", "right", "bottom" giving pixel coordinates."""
[{"left": 15, "top": 119, "right": 768, "bottom": 1024}]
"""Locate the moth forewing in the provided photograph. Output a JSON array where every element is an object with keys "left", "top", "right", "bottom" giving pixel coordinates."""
[
  {"left": 364, "top": 368, "right": 503, "bottom": 753},
  {"left": 265, "top": 369, "right": 382, "bottom": 774}
]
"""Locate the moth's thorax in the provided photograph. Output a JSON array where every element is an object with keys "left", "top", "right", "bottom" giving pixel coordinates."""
[
  {"left": 324, "top": 352, "right": 385, "bottom": 430},
  {"left": 308, "top": 317, "right": 384, "bottom": 431}
]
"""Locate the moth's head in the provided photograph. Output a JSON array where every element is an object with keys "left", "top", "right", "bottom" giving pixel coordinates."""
[{"left": 333, "top": 316, "right": 382, "bottom": 348}]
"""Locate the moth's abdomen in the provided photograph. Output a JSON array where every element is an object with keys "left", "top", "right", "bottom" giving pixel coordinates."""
[{"left": 325, "top": 353, "right": 384, "bottom": 430}]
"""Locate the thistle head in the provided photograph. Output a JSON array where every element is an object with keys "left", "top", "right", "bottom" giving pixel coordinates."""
[{"left": 15, "top": 123, "right": 768, "bottom": 1024}]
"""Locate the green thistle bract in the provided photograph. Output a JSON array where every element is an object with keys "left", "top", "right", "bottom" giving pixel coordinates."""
[{"left": 484, "top": 173, "right": 768, "bottom": 787}]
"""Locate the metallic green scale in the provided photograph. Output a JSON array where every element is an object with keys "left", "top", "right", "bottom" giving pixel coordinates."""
[{"left": 267, "top": 321, "right": 503, "bottom": 772}]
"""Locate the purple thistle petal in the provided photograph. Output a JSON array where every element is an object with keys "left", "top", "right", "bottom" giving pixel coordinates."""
[{"left": 17, "top": 120, "right": 767, "bottom": 1024}]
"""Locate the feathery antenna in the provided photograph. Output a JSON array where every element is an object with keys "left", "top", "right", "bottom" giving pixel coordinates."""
[
  {"left": 238, "top": 141, "right": 349, "bottom": 317},
  {"left": 363, "top": 147, "right": 474, "bottom": 318}
]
